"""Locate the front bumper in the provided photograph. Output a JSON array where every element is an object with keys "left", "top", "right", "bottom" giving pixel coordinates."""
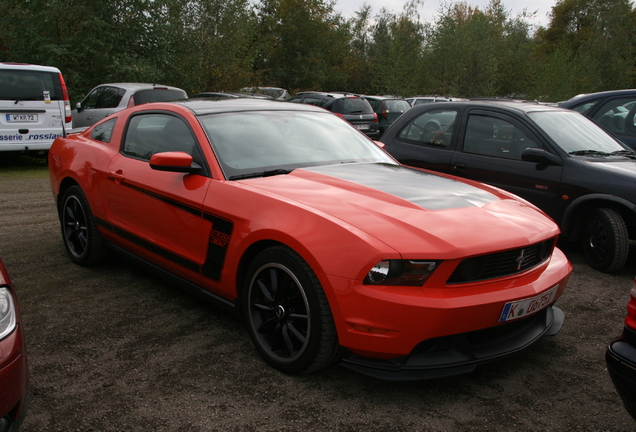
[
  {"left": 606, "top": 327, "right": 636, "bottom": 420},
  {"left": 340, "top": 305, "right": 563, "bottom": 380}
]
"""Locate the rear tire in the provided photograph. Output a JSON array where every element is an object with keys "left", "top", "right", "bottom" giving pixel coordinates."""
[
  {"left": 580, "top": 208, "right": 629, "bottom": 273},
  {"left": 60, "top": 185, "right": 108, "bottom": 266},
  {"left": 243, "top": 245, "right": 340, "bottom": 374}
]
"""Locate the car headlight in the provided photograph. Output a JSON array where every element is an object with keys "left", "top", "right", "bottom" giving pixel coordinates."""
[
  {"left": 364, "top": 260, "right": 440, "bottom": 286},
  {"left": 0, "top": 288, "right": 17, "bottom": 341}
]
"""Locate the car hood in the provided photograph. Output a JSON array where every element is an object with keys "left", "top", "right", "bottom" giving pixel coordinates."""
[{"left": 244, "top": 163, "right": 559, "bottom": 258}]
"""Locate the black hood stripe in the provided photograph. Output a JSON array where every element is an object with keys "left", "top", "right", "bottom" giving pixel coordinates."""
[{"left": 304, "top": 163, "right": 498, "bottom": 210}]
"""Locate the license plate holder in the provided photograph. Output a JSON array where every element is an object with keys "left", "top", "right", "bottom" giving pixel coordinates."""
[
  {"left": 499, "top": 285, "right": 559, "bottom": 322},
  {"left": 6, "top": 114, "right": 38, "bottom": 122}
]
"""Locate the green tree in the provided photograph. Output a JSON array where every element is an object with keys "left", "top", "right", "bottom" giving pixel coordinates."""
[
  {"left": 534, "top": 0, "right": 636, "bottom": 99},
  {"left": 255, "top": 0, "right": 351, "bottom": 92}
]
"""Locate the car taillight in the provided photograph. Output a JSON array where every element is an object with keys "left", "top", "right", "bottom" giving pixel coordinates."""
[
  {"left": 381, "top": 102, "right": 388, "bottom": 120},
  {"left": 373, "top": 112, "right": 379, "bottom": 123},
  {"left": 127, "top": 96, "right": 135, "bottom": 108},
  {"left": 626, "top": 282, "right": 636, "bottom": 330},
  {"left": 58, "top": 73, "right": 72, "bottom": 124}
]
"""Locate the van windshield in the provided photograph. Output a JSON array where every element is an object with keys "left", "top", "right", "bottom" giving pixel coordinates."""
[{"left": 0, "top": 70, "right": 63, "bottom": 101}]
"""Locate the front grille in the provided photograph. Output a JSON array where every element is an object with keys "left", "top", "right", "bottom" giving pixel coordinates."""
[{"left": 447, "top": 238, "right": 555, "bottom": 284}]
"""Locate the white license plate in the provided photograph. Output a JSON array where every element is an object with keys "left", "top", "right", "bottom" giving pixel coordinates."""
[
  {"left": 498, "top": 285, "right": 559, "bottom": 322},
  {"left": 354, "top": 124, "right": 369, "bottom": 130},
  {"left": 6, "top": 114, "right": 38, "bottom": 122}
]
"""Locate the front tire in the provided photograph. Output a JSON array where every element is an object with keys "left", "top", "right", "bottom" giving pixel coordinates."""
[
  {"left": 243, "top": 246, "right": 340, "bottom": 374},
  {"left": 59, "top": 185, "right": 107, "bottom": 266},
  {"left": 580, "top": 208, "right": 629, "bottom": 272}
]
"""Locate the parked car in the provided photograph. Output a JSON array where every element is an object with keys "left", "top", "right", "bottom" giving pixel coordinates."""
[
  {"left": 361, "top": 95, "right": 411, "bottom": 136},
  {"left": 560, "top": 89, "right": 636, "bottom": 149},
  {"left": 381, "top": 100, "right": 636, "bottom": 273},
  {"left": 606, "top": 279, "right": 636, "bottom": 420},
  {"left": 240, "top": 87, "right": 289, "bottom": 100},
  {"left": 193, "top": 92, "right": 272, "bottom": 100},
  {"left": 72, "top": 83, "right": 187, "bottom": 128},
  {"left": 0, "top": 259, "right": 29, "bottom": 431},
  {"left": 287, "top": 91, "right": 380, "bottom": 139},
  {"left": 48, "top": 98, "right": 571, "bottom": 380},
  {"left": 406, "top": 96, "right": 468, "bottom": 106},
  {"left": 0, "top": 62, "right": 72, "bottom": 156}
]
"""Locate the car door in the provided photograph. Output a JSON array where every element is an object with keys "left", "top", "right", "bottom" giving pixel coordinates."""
[
  {"left": 73, "top": 86, "right": 124, "bottom": 127},
  {"left": 103, "top": 112, "right": 209, "bottom": 282},
  {"left": 450, "top": 109, "right": 564, "bottom": 221}
]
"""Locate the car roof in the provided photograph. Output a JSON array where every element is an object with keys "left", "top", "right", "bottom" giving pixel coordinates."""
[
  {"left": 414, "top": 99, "right": 569, "bottom": 114},
  {"left": 174, "top": 98, "right": 330, "bottom": 116},
  {"left": 0, "top": 62, "right": 62, "bottom": 73},
  {"left": 94, "top": 83, "right": 185, "bottom": 92},
  {"left": 560, "top": 89, "right": 636, "bottom": 106},
  {"left": 295, "top": 91, "right": 360, "bottom": 99}
]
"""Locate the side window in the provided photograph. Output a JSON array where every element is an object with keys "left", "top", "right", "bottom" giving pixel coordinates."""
[
  {"left": 463, "top": 115, "right": 540, "bottom": 160},
  {"left": 301, "top": 97, "right": 323, "bottom": 106},
  {"left": 591, "top": 97, "right": 636, "bottom": 137},
  {"left": 123, "top": 114, "right": 195, "bottom": 160},
  {"left": 98, "top": 87, "right": 124, "bottom": 108},
  {"left": 90, "top": 118, "right": 117, "bottom": 143},
  {"left": 570, "top": 101, "right": 599, "bottom": 115},
  {"left": 397, "top": 109, "right": 457, "bottom": 148},
  {"left": 81, "top": 88, "right": 103, "bottom": 109}
]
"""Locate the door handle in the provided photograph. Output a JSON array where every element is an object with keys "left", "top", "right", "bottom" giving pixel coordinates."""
[
  {"left": 453, "top": 162, "right": 467, "bottom": 170},
  {"left": 108, "top": 170, "right": 125, "bottom": 183}
]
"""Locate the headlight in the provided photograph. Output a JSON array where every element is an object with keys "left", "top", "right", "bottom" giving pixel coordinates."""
[
  {"left": 0, "top": 288, "right": 17, "bottom": 341},
  {"left": 364, "top": 260, "right": 440, "bottom": 286}
]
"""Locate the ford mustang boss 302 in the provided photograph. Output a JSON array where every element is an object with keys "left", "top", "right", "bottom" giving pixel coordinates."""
[{"left": 48, "top": 99, "right": 572, "bottom": 380}]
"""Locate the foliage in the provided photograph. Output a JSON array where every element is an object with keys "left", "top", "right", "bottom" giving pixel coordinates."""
[{"left": 0, "top": 0, "right": 634, "bottom": 103}]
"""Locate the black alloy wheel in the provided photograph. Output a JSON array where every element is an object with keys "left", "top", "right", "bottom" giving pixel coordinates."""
[
  {"left": 581, "top": 208, "right": 629, "bottom": 273},
  {"left": 60, "top": 185, "right": 107, "bottom": 266},
  {"left": 244, "top": 246, "right": 339, "bottom": 374}
]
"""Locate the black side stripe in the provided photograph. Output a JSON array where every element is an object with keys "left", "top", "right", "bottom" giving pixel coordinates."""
[{"left": 97, "top": 182, "right": 234, "bottom": 281}]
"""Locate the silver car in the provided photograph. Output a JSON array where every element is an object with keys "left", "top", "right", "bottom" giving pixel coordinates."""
[{"left": 72, "top": 83, "right": 187, "bottom": 128}]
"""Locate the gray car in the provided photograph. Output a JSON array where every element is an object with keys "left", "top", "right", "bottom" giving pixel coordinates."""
[{"left": 72, "top": 83, "right": 187, "bottom": 128}]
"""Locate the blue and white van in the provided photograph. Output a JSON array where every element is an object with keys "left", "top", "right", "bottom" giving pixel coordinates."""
[{"left": 0, "top": 63, "right": 72, "bottom": 156}]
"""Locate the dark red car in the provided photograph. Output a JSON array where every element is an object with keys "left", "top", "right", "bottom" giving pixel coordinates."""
[
  {"left": 606, "top": 279, "right": 636, "bottom": 420},
  {"left": 0, "top": 259, "right": 29, "bottom": 431}
]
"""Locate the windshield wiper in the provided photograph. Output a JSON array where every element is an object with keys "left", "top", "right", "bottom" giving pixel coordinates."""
[
  {"left": 609, "top": 150, "right": 636, "bottom": 158},
  {"left": 229, "top": 168, "right": 293, "bottom": 180},
  {"left": 569, "top": 150, "right": 611, "bottom": 157}
]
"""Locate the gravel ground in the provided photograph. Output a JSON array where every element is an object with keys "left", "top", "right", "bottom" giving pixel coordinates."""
[{"left": 1, "top": 155, "right": 635, "bottom": 431}]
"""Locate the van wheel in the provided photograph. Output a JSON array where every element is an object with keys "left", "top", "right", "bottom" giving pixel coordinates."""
[
  {"left": 243, "top": 246, "right": 340, "bottom": 374},
  {"left": 580, "top": 208, "right": 629, "bottom": 273},
  {"left": 60, "top": 186, "right": 108, "bottom": 266}
]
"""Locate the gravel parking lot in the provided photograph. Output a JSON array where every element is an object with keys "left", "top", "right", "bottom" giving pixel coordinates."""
[{"left": 1, "top": 156, "right": 635, "bottom": 431}]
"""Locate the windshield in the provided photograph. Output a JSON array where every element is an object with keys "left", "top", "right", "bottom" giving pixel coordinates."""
[
  {"left": 529, "top": 110, "right": 632, "bottom": 154},
  {"left": 199, "top": 110, "right": 395, "bottom": 179}
]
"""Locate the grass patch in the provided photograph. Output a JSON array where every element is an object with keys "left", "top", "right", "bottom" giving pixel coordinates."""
[{"left": 0, "top": 152, "right": 49, "bottom": 178}]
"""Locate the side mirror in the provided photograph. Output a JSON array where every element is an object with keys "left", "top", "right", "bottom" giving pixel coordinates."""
[
  {"left": 149, "top": 151, "right": 201, "bottom": 174},
  {"left": 521, "top": 148, "right": 562, "bottom": 166},
  {"left": 75, "top": 102, "right": 82, "bottom": 113}
]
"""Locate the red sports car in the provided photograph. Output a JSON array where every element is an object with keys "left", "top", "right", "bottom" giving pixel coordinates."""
[
  {"left": 48, "top": 99, "right": 572, "bottom": 379},
  {"left": 0, "top": 259, "right": 29, "bottom": 430}
]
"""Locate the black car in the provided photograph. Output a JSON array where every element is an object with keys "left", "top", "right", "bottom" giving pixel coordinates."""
[
  {"left": 287, "top": 92, "right": 380, "bottom": 139},
  {"left": 560, "top": 89, "right": 636, "bottom": 149},
  {"left": 362, "top": 95, "right": 411, "bottom": 136},
  {"left": 380, "top": 100, "right": 636, "bottom": 272},
  {"left": 606, "top": 280, "right": 636, "bottom": 420}
]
